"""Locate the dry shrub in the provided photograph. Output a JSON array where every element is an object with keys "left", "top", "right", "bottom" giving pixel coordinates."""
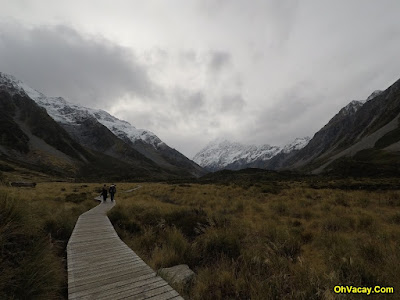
[
  {"left": 64, "top": 192, "right": 88, "bottom": 203},
  {"left": 191, "top": 259, "right": 249, "bottom": 300},
  {"left": 391, "top": 212, "right": 400, "bottom": 224},
  {"left": 0, "top": 192, "right": 64, "bottom": 299},
  {"left": 151, "top": 227, "right": 189, "bottom": 269},
  {"left": 322, "top": 215, "right": 355, "bottom": 232},
  {"left": 193, "top": 227, "right": 241, "bottom": 265}
]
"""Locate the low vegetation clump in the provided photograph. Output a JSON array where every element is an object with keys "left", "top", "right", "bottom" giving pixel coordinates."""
[
  {"left": 0, "top": 182, "right": 97, "bottom": 299},
  {"left": 109, "top": 181, "right": 400, "bottom": 299}
]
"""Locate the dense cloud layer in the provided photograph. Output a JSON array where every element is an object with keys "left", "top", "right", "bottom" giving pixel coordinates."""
[
  {"left": 1, "top": 1, "right": 400, "bottom": 158},
  {"left": 0, "top": 23, "right": 157, "bottom": 108}
]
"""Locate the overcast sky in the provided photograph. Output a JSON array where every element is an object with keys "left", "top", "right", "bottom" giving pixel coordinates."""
[{"left": 1, "top": 0, "right": 400, "bottom": 158}]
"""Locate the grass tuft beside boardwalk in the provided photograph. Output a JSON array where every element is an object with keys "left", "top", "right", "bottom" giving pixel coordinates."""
[{"left": 0, "top": 182, "right": 97, "bottom": 299}]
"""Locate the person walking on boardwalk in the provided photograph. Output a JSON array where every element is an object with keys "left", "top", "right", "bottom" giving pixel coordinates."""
[
  {"left": 109, "top": 184, "right": 116, "bottom": 202},
  {"left": 101, "top": 184, "right": 108, "bottom": 202}
]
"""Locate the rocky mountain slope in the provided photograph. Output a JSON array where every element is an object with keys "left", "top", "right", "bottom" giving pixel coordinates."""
[
  {"left": 193, "top": 137, "right": 310, "bottom": 171},
  {"left": 3, "top": 70, "right": 399, "bottom": 178},
  {"left": 0, "top": 88, "right": 89, "bottom": 176},
  {"left": 285, "top": 81, "right": 400, "bottom": 175},
  {"left": 0, "top": 72, "right": 204, "bottom": 179},
  {"left": 194, "top": 79, "right": 400, "bottom": 176},
  {"left": 32, "top": 95, "right": 203, "bottom": 177}
]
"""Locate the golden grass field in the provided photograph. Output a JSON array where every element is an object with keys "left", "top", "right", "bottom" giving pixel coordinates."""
[
  {"left": 0, "top": 182, "right": 97, "bottom": 299},
  {"left": 1, "top": 179, "right": 400, "bottom": 299}
]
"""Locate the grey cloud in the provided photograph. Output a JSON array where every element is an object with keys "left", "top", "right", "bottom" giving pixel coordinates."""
[
  {"left": 117, "top": 109, "right": 173, "bottom": 131},
  {"left": 265, "top": 0, "right": 299, "bottom": 47},
  {"left": 1, "top": 1, "right": 400, "bottom": 159},
  {"left": 179, "top": 50, "right": 197, "bottom": 64},
  {"left": 219, "top": 94, "right": 245, "bottom": 113},
  {"left": 209, "top": 51, "right": 231, "bottom": 72},
  {"left": 0, "top": 22, "right": 158, "bottom": 109},
  {"left": 265, "top": 83, "right": 313, "bottom": 123},
  {"left": 178, "top": 49, "right": 232, "bottom": 73},
  {"left": 143, "top": 47, "right": 169, "bottom": 68},
  {"left": 196, "top": 0, "right": 228, "bottom": 17},
  {"left": 197, "top": 0, "right": 299, "bottom": 49},
  {"left": 245, "top": 82, "right": 321, "bottom": 145},
  {"left": 173, "top": 89, "right": 206, "bottom": 114}
]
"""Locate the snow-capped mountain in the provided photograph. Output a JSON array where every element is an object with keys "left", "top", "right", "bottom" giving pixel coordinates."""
[
  {"left": 283, "top": 85, "right": 400, "bottom": 174},
  {"left": 282, "top": 137, "right": 312, "bottom": 154},
  {"left": 193, "top": 137, "right": 310, "bottom": 171},
  {"left": 35, "top": 96, "right": 166, "bottom": 150},
  {"left": 366, "top": 90, "right": 383, "bottom": 101},
  {"left": 0, "top": 72, "right": 204, "bottom": 177},
  {"left": 0, "top": 73, "right": 164, "bottom": 149},
  {"left": 337, "top": 90, "right": 383, "bottom": 118},
  {"left": 339, "top": 100, "right": 365, "bottom": 116}
]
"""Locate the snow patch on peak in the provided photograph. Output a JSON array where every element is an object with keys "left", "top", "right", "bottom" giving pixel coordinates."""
[
  {"left": 1, "top": 72, "right": 165, "bottom": 149},
  {"left": 340, "top": 90, "right": 383, "bottom": 117},
  {"left": 94, "top": 111, "right": 165, "bottom": 149},
  {"left": 282, "top": 137, "right": 311, "bottom": 154},
  {"left": 366, "top": 90, "right": 383, "bottom": 101},
  {"left": 340, "top": 100, "right": 365, "bottom": 116},
  {"left": 17, "top": 81, "right": 45, "bottom": 99},
  {"left": 0, "top": 72, "right": 44, "bottom": 99},
  {"left": 44, "top": 97, "right": 165, "bottom": 149},
  {"left": 193, "top": 136, "right": 310, "bottom": 171}
]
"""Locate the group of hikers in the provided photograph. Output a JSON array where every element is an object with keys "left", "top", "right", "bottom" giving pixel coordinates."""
[{"left": 101, "top": 184, "right": 117, "bottom": 202}]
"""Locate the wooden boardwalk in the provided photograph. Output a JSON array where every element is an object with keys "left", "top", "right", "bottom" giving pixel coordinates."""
[{"left": 67, "top": 199, "right": 184, "bottom": 300}]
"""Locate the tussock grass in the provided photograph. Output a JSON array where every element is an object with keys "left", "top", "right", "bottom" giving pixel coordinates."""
[
  {"left": 0, "top": 182, "right": 98, "bottom": 299},
  {"left": 2, "top": 178, "right": 399, "bottom": 299},
  {"left": 109, "top": 181, "right": 400, "bottom": 299},
  {"left": 0, "top": 192, "right": 64, "bottom": 298}
]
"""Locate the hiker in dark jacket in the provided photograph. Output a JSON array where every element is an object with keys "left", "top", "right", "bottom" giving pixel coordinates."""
[
  {"left": 101, "top": 184, "right": 108, "bottom": 202},
  {"left": 109, "top": 184, "right": 116, "bottom": 202}
]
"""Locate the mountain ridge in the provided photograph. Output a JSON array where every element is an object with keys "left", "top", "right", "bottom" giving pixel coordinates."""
[
  {"left": 0, "top": 72, "right": 205, "bottom": 179},
  {"left": 193, "top": 137, "right": 310, "bottom": 172},
  {"left": 284, "top": 80, "right": 400, "bottom": 175},
  {"left": 193, "top": 82, "right": 397, "bottom": 174},
  {"left": 2, "top": 71, "right": 399, "bottom": 178}
]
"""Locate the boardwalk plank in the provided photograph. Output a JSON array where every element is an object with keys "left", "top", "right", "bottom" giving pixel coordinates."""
[
  {"left": 110, "top": 281, "right": 170, "bottom": 300},
  {"left": 67, "top": 200, "right": 184, "bottom": 299},
  {"left": 69, "top": 261, "right": 152, "bottom": 284},
  {"left": 68, "top": 247, "right": 134, "bottom": 259},
  {"left": 70, "top": 259, "right": 146, "bottom": 277},
  {"left": 123, "top": 284, "right": 177, "bottom": 300},
  {"left": 95, "top": 277, "right": 165, "bottom": 300},
  {"left": 145, "top": 291, "right": 181, "bottom": 300},
  {"left": 68, "top": 254, "right": 143, "bottom": 271},
  {"left": 70, "top": 273, "right": 156, "bottom": 299},
  {"left": 69, "top": 269, "right": 155, "bottom": 295}
]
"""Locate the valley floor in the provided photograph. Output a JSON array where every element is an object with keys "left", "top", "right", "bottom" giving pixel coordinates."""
[
  {"left": 0, "top": 177, "right": 399, "bottom": 299},
  {"left": 111, "top": 180, "right": 400, "bottom": 299}
]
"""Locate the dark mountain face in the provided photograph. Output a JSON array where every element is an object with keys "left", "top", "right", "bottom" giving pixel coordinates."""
[
  {"left": 126, "top": 139, "right": 205, "bottom": 177},
  {"left": 54, "top": 109, "right": 205, "bottom": 178},
  {"left": 0, "top": 84, "right": 193, "bottom": 180},
  {"left": 0, "top": 91, "right": 30, "bottom": 153},
  {"left": 286, "top": 78, "right": 400, "bottom": 175},
  {"left": 349, "top": 82, "right": 400, "bottom": 143},
  {"left": 289, "top": 103, "right": 363, "bottom": 166},
  {"left": 0, "top": 90, "right": 90, "bottom": 176},
  {"left": 0, "top": 72, "right": 206, "bottom": 180},
  {"left": 59, "top": 116, "right": 176, "bottom": 180},
  {"left": 61, "top": 116, "right": 153, "bottom": 164}
]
